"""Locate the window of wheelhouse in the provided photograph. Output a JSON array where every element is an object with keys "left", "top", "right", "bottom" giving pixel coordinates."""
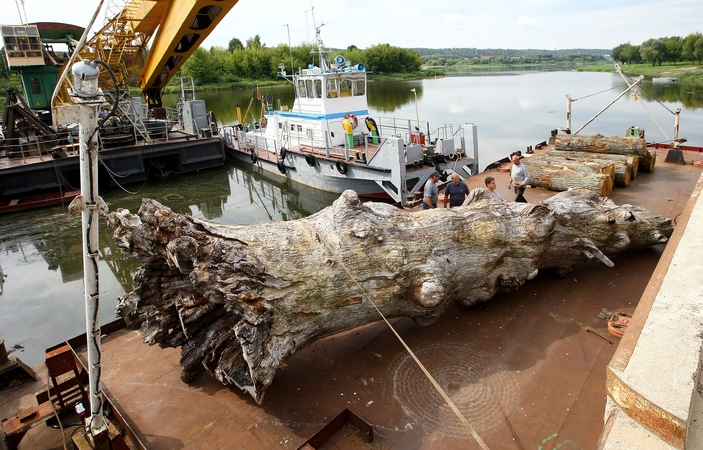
[
  {"left": 340, "top": 78, "right": 353, "bottom": 97},
  {"left": 297, "top": 79, "right": 307, "bottom": 98},
  {"left": 305, "top": 79, "right": 317, "bottom": 98},
  {"left": 326, "top": 78, "right": 339, "bottom": 98},
  {"left": 353, "top": 78, "right": 365, "bottom": 96}
]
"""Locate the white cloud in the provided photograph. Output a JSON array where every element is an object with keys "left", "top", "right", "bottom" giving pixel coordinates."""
[{"left": 516, "top": 16, "right": 540, "bottom": 27}]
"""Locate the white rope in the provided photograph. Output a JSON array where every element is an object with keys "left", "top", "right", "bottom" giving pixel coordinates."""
[{"left": 314, "top": 227, "right": 490, "bottom": 450}]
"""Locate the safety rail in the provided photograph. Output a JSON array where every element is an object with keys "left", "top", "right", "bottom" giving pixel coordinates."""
[{"left": 221, "top": 125, "right": 376, "bottom": 163}]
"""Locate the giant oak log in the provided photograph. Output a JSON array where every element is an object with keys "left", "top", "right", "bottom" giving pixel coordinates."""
[
  {"left": 555, "top": 134, "right": 648, "bottom": 156},
  {"left": 522, "top": 158, "right": 614, "bottom": 197},
  {"left": 107, "top": 189, "right": 673, "bottom": 403}
]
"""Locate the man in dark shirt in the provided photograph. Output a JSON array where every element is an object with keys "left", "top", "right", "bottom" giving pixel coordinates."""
[{"left": 443, "top": 173, "right": 470, "bottom": 208}]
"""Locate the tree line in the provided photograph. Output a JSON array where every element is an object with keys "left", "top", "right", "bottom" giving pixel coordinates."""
[
  {"left": 180, "top": 36, "right": 422, "bottom": 85},
  {"left": 611, "top": 33, "right": 703, "bottom": 66}
]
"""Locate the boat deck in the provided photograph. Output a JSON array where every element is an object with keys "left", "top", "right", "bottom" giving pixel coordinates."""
[{"left": 2, "top": 147, "right": 703, "bottom": 449}]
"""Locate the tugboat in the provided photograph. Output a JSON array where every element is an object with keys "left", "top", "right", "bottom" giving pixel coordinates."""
[{"left": 221, "top": 22, "right": 479, "bottom": 206}]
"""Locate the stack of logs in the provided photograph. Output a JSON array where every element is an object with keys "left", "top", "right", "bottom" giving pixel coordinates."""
[{"left": 523, "top": 134, "right": 657, "bottom": 197}]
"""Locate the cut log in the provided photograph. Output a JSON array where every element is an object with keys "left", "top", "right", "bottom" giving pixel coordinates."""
[
  {"left": 545, "top": 151, "right": 632, "bottom": 187},
  {"left": 548, "top": 150, "right": 639, "bottom": 181},
  {"left": 107, "top": 189, "right": 673, "bottom": 403},
  {"left": 555, "top": 134, "right": 648, "bottom": 156},
  {"left": 523, "top": 158, "right": 614, "bottom": 197},
  {"left": 638, "top": 150, "right": 657, "bottom": 172}
]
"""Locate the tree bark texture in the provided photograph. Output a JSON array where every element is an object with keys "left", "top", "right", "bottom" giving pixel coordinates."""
[
  {"left": 548, "top": 150, "right": 639, "bottom": 181},
  {"left": 522, "top": 157, "right": 614, "bottom": 197},
  {"left": 107, "top": 189, "right": 673, "bottom": 403},
  {"left": 555, "top": 134, "right": 649, "bottom": 156},
  {"left": 545, "top": 151, "right": 632, "bottom": 187},
  {"left": 638, "top": 150, "right": 657, "bottom": 173}
]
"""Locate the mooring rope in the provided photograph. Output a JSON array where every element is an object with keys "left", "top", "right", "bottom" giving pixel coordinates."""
[{"left": 313, "top": 226, "right": 491, "bottom": 450}]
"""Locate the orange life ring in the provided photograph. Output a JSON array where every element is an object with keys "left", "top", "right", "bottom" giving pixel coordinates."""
[{"left": 344, "top": 113, "right": 358, "bottom": 129}]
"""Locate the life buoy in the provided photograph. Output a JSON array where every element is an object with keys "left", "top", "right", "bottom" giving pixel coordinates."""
[
  {"left": 279, "top": 147, "right": 287, "bottom": 159},
  {"left": 344, "top": 113, "right": 358, "bottom": 129},
  {"left": 305, "top": 154, "right": 316, "bottom": 167},
  {"left": 277, "top": 161, "right": 287, "bottom": 174},
  {"left": 250, "top": 149, "right": 258, "bottom": 163},
  {"left": 336, "top": 161, "right": 348, "bottom": 174}
]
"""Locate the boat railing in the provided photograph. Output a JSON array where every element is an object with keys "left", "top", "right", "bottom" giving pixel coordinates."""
[
  {"left": 0, "top": 130, "right": 79, "bottom": 163},
  {"left": 375, "top": 117, "right": 431, "bottom": 144}
]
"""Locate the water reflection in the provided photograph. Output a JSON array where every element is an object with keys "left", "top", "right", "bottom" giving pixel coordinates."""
[{"left": 0, "top": 160, "right": 339, "bottom": 366}]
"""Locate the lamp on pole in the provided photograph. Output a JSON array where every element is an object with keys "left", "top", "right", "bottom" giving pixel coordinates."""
[
  {"left": 410, "top": 88, "right": 419, "bottom": 125},
  {"left": 283, "top": 24, "right": 294, "bottom": 74}
]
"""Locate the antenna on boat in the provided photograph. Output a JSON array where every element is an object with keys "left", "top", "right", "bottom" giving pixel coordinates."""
[{"left": 308, "top": 6, "right": 328, "bottom": 71}]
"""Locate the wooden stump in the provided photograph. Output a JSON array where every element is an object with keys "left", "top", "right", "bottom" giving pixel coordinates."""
[
  {"left": 107, "top": 189, "right": 673, "bottom": 403},
  {"left": 548, "top": 150, "right": 639, "bottom": 181},
  {"left": 638, "top": 150, "right": 657, "bottom": 172}
]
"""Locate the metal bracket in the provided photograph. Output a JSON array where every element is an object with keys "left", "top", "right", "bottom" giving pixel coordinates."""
[
  {"left": 68, "top": 195, "right": 109, "bottom": 214},
  {"left": 297, "top": 409, "right": 373, "bottom": 449}
]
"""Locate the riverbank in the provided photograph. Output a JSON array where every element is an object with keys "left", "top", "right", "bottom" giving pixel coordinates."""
[{"left": 577, "top": 62, "right": 703, "bottom": 83}]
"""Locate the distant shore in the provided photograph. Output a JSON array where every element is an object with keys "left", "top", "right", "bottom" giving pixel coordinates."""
[{"left": 576, "top": 63, "right": 703, "bottom": 83}]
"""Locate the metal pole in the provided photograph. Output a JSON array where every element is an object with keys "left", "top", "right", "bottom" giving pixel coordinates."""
[
  {"left": 411, "top": 88, "right": 419, "bottom": 125},
  {"left": 284, "top": 24, "right": 294, "bottom": 74},
  {"left": 565, "top": 95, "right": 572, "bottom": 133},
  {"left": 673, "top": 108, "right": 680, "bottom": 148},
  {"left": 77, "top": 101, "right": 108, "bottom": 434},
  {"left": 68, "top": 59, "right": 109, "bottom": 440}
]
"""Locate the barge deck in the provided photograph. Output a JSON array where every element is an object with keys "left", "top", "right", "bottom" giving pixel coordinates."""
[{"left": 2, "top": 147, "right": 703, "bottom": 449}]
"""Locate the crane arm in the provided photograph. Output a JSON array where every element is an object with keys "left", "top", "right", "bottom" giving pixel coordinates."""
[{"left": 139, "top": 0, "right": 240, "bottom": 107}]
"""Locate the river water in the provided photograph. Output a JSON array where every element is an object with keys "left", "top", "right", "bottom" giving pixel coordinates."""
[{"left": 2, "top": 71, "right": 702, "bottom": 367}]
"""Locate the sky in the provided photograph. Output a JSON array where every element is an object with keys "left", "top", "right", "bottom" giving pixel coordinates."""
[{"left": 3, "top": 0, "right": 702, "bottom": 51}]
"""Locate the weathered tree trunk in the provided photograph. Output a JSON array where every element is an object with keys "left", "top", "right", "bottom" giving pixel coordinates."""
[
  {"left": 638, "top": 150, "right": 657, "bottom": 172},
  {"left": 107, "top": 189, "right": 673, "bottom": 403},
  {"left": 523, "top": 158, "right": 614, "bottom": 197},
  {"left": 555, "top": 134, "right": 648, "bottom": 156},
  {"left": 545, "top": 151, "right": 632, "bottom": 187},
  {"left": 548, "top": 150, "right": 639, "bottom": 181}
]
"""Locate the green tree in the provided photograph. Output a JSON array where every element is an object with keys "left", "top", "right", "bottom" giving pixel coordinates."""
[
  {"left": 640, "top": 38, "right": 666, "bottom": 66},
  {"left": 683, "top": 33, "right": 703, "bottom": 64},
  {"left": 181, "top": 47, "right": 219, "bottom": 83},
  {"left": 663, "top": 36, "right": 682, "bottom": 65},
  {"left": 228, "top": 38, "right": 244, "bottom": 52},
  {"left": 246, "top": 35, "right": 265, "bottom": 51}
]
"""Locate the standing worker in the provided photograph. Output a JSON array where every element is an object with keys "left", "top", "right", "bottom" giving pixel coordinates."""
[
  {"left": 507, "top": 154, "right": 530, "bottom": 202},
  {"left": 444, "top": 173, "right": 470, "bottom": 208},
  {"left": 423, "top": 171, "right": 441, "bottom": 209}
]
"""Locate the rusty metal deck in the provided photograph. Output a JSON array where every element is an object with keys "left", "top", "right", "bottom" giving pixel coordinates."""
[{"left": 2, "top": 148, "right": 702, "bottom": 449}]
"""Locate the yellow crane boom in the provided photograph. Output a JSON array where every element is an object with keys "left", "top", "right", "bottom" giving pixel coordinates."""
[{"left": 53, "top": 0, "right": 238, "bottom": 110}]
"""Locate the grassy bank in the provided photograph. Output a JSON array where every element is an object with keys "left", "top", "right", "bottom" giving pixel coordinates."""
[{"left": 577, "top": 63, "right": 703, "bottom": 83}]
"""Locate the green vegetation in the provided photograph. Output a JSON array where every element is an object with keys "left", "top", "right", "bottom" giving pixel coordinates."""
[
  {"left": 176, "top": 36, "right": 422, "bottom": 89},
  {"left": 578, "top": 63, "right": 703, "bottom": 83},
  {"left": 611, "top": 33, "right": 703, "bottom": 66}
]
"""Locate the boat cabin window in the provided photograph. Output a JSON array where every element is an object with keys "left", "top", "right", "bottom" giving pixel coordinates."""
[
  {"left": 305, "top": 79, "right": 317, "bottom": 98},
  {"left": 314, "top": 79, "right": 322, "bottom": 98},
  {"left": 326, "top": 78, "right": 339, "bottom": 98},
  {"left": 353, "top": 78, "right": 365, "bottom": 96},
  {"left": 340, "top": 79, "right": 353, "bottom": 97},
  {"left": 297, "top": 79, "right": 307, "bottom": 98}
]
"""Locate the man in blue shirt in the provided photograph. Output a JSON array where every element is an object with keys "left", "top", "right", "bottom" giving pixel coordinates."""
[
  {"left": 443, "top": 173, "right": 469, "bottom": 207},
  {"left": 423, "top": 171, "right": 441, "bottom": 209}
]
